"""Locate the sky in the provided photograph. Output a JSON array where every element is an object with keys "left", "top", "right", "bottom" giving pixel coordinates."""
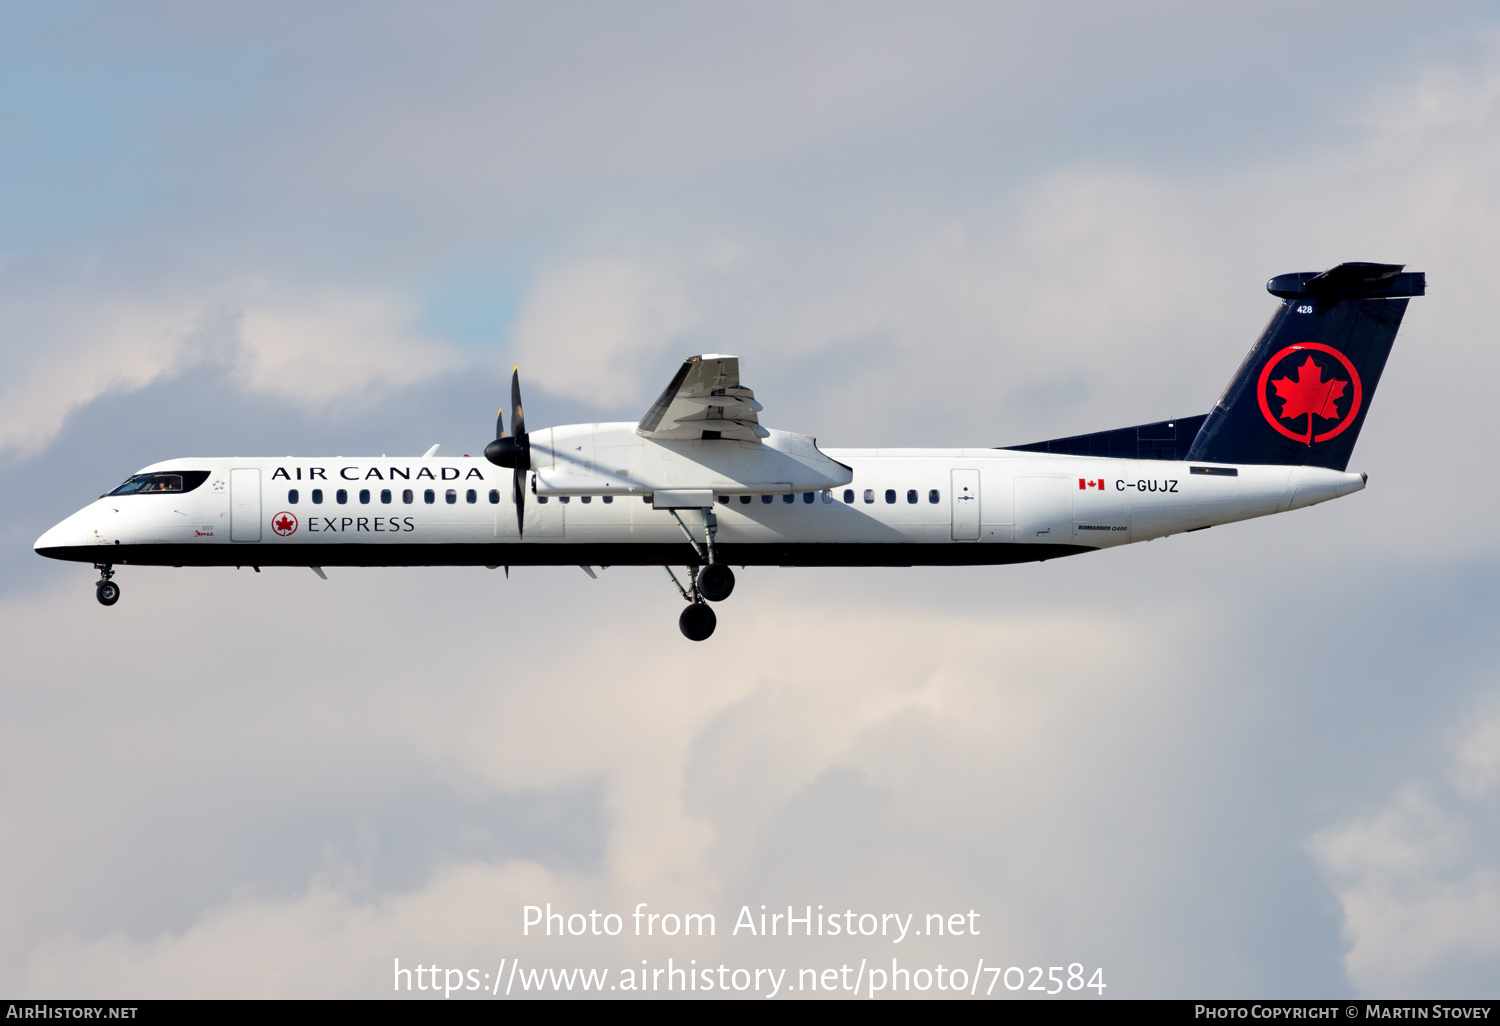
[{"left": 3, "top": 0, "right": 1500, "bottom": 999}]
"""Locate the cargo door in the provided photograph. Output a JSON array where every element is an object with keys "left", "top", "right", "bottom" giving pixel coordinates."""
[
  {"left": 950, "top": 469, "right": 981, "bottom": 541},
  {"left": 230, "top": 468, "right": 262, "bottom": 542},
  {"left": 1014, "top": 477, "right": 1071, "bottom": 543}
]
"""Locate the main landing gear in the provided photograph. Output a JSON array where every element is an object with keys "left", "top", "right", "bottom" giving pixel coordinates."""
[
  {"left": 664, "top": 507, "right": 736, "bottom": 641},
  {"left": 94, "top": 564, "right": 119, "bottom": 607},
  {"left": 666, "top": 564, "right": 735, "bottom": 641}
]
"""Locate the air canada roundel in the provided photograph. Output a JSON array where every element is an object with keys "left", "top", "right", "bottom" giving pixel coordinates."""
[
  {"left": 1257, "top": 342, "right": 1362, "bottom": 444},
  {"left": 272, "top": 512, "right": 298, "bottom": 536}
]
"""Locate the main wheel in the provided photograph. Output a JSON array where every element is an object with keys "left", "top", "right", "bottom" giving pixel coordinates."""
[
  {"left": 678, "top": 601, "right": 717, "bottom": 641},
  {"left": 698, "top": 563, "right": 735, "bottom": 602},
  {"left": 96, "top": 580, "right": 120, "bottom": 606}
]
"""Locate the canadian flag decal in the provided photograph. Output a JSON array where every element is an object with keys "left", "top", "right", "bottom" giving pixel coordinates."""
[{"left": 1078, "top": 478, "right": 1106, "bottom": 490}]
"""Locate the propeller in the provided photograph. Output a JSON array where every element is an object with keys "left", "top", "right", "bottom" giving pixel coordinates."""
[{"left": 484, "top": 366, "right": 530, "bottom": 538}]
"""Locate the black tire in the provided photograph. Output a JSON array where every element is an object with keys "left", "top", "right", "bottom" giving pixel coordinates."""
[
  {"left": 678, "top": 601, "right": 717, "bottom": 641},
  {"left": 698, "top": 563, "right": 735, "bottom": 603},
  {"left": 96, "top": 581, "right": 120, "bottom": 607}
]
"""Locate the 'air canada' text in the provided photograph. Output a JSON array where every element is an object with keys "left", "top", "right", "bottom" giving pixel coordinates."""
[{"left": 271, "top": 466, "right": 488, "bottom": 482}]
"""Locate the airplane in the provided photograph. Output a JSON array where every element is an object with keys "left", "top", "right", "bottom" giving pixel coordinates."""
[{"left": 34, "top": 262, "right": 1423, "bottom": 640}]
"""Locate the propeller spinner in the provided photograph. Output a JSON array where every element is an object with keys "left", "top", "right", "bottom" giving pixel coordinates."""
[{"left": 483, "top": 367, "right": 530, "bottom": 538}]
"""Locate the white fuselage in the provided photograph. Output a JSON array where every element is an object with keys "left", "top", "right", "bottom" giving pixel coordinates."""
[{"left": 35, "top": 441, "right": 1365, "bottom": 568}]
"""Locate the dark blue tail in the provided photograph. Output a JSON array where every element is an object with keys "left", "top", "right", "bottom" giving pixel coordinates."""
[{"left": 1184, "top": 262, "right": 1424, "bottom": 471}]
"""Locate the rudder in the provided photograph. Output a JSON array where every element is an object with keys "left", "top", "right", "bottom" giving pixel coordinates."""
[{"left": 1185, "top": 262, "right": 1424, "bottom": 471}]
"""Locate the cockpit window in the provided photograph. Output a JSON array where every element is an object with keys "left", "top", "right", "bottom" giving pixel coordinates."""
[{"left": 106, "top": 470, "right": 211, "bottom": 496}]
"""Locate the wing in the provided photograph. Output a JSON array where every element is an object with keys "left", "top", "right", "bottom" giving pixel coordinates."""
[{"left": 636, "top": 354, "right": 769, "bottom": 441}]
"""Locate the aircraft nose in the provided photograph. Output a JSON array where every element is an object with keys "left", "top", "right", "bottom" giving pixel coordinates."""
[
  {"left": 35, "top": 518, "right": 76, "bottom": 555},
  {"left": 34, "top": 509, "right": 97, "bottom": 559}
]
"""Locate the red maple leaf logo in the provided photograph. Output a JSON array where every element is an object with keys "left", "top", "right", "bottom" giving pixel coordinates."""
[
  {"left": 1271, "top": 356, "right": 1347, "bottom": 438},
  {"left": 273, "top": 513, "right": 297, "bottom": 536}
]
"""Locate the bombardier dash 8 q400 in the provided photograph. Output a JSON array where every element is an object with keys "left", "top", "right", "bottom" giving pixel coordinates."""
[{"left": 36, "top": 262, "right": 1423, "bottom": 640}]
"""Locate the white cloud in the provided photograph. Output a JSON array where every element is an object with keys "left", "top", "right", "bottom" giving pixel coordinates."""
[
  {"left": 0, "top": 281, "right": 460, "bottom": 459},
  {"left": 0, "top": 561, "right": 1242, "bottom": 996},
  {"left": 511, "top": 260, "right": 695, "bottom": 404},
  {"left": 17, "top": 861, "right": 562, "bottom": 999},
  {"left": 234, "top": 287, "right": 460, "bottom": 405},
  {"left": 1312, "top": 702, "right": 1500, "bottom": 995},
  {"left": 0, "top": 293, "right": 211, "bottom": 459}
]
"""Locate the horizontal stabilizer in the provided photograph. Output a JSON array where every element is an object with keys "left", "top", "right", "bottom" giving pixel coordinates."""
[{"left": 1267, "top": 263, "right": 1425, "bottom": 302}]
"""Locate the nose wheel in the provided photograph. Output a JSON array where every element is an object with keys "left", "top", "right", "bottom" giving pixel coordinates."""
[{"left": 94, "top": 564, "right": 120, "bottom": 607}]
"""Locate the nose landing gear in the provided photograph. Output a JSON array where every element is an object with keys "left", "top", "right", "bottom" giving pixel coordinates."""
[{"left": 94, "top": 564, "right": 120, "bottom": 606}]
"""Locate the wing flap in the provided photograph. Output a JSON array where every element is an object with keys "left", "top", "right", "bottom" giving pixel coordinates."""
[{"left": 637, "top": 355, "right": 766, "bottom": 441}]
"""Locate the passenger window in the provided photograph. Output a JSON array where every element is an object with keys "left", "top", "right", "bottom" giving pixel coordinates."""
[
  {"left": 445, "top": 489, "right": 457, "bottom": 504},
  {"left": 336, "top": 489, "right": 348, "bottom": 504},
  {"left": 288, "top": 489, "right": 299, "bottom": 504},
  {"left": 907, "top": 489, "right": 917, "bottom": 504},
  {"left": 885, "top": 489, "right": 896, "bottom": 504},
  {"left": 762, "top": 495, "right": 772, "bottom": 504},
  {"left": 466, "top": 489, "right": 477, "bottom": 504},
  {"left": 782, "top": 493, "right": 794, "bottom": 504},
  {"left": 538, "top": 495, "right": 549, "bottom": 504},
  {"left": 863, "top": 489, "right": 874, "bottom": 504},
  {"left": 489, "top": 489, "right": 500, "bottom": 504},
  {"left": 602, "top": 495, "right": 613, "bottom": 504},
  {"left": 929, "top": 489, "right": 940, "bottom": 504},
  {"left": 424, "top": 489, "right": 435, "bottom": 504},
  {"left": 718, "top": 495, "right": 729, "bottom": 504},
  {"left": 739, "top": 495, "right": 751, "bottom": 504},
  {"left": 844, "top": 489, "right": 854, "bottom": 503},
  {"left": 403, "top": 489, "right": 414, "bottom": 504},
  {"left": 359, "top": 489, "right": 370, "bottom": 504},
  {"left": 803, "top": 492, "right": 814, "bottom": 504},
  {"left": 560, "top": 496, "right": 570, "bottom": 503},
  {"left": 381, "top": 489, "right": 392, "bottom": 504},
  {"left": 312, "top": 489, "right": 324, "bottom": 504},
  {"left": 580, "top": 495, "right": 591, "bottom": 504}
]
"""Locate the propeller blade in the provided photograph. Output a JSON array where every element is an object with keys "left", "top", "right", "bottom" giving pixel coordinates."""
[
  {"left": 510, "top": 366, "right": 526, "bottom": 440},
  {"left": 486, "top": 366, "right": 530, "bottom": 538},
  {"left": 513, "top": 467, "right": 526, "bottom": 540},
  {"left": 484, "top": 369, "right": 529, "bottom": 470}
]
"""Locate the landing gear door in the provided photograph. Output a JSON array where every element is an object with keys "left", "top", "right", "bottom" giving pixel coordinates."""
[
  {"left": 230, "top": 468, "right": 262, "bottom": 542},
  {"left": 951, "top": 468, "right": 981, "bottom": 540}
]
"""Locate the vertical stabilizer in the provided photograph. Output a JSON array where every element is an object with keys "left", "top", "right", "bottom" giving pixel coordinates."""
[{"left": 1185, "top": 263, "right": 1424, "bottom": 471}]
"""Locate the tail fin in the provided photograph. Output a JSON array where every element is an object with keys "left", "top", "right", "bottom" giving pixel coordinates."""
[{"left": 1184, "top": 262, "right": 1424, "bottom": 471}]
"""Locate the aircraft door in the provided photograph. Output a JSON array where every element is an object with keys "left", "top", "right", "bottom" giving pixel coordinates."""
[
  {"left": 230, "top": 468, "right": 262, "bottom": 542},
  {"left": 951, "top": 469, "right": 981, "bottom": 540},
  {"left": 1014, "top": 477, "right": 1071, "bottom": 543}
]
